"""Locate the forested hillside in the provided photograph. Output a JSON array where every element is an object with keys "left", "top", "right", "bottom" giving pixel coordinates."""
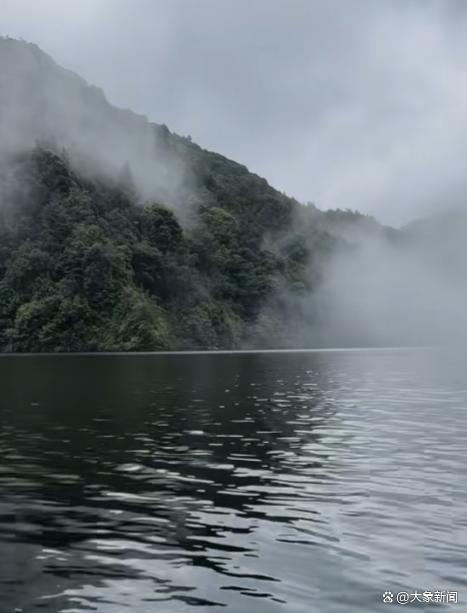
[
  {"left": 0, "top": 37, "right": 386, "bottom": 351},
  {"left": 0, "top": 144, "right": 337, "bottom": 351}
]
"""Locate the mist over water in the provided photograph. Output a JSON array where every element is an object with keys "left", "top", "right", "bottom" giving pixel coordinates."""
[
  {"left": 275, "top": 207, "right": 467, "bottom": 350},
  {"left": 314, "top": 231, "right": 467, "bottom": 348},
  {"left": 1, "top": 36, "right": 466, "bottom": 350},
  {"left": 0, "top": 5, "right": 466, "bottom": 613}
]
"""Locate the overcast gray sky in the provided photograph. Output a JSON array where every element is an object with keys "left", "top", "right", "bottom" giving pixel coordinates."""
[{"left": 2, "top": 0, "right": 467, "bottom": 225}]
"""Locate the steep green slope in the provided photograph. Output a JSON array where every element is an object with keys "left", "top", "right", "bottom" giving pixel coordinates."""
[
  {"left": 0, "top": 146, "right": 334, "bottom": 351},
  {"left": 0, "top": 37, "right": 396, "bottom": 352}
]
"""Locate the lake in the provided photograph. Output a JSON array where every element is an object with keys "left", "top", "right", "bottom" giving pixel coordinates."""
[{"left": 0, "top": 349, "right": 465, "bottom": 612}]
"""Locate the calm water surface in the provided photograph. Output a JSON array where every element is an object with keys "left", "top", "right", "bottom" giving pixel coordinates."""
[{"left": 0, "top": 349, "right": 465, "bottom": 612}]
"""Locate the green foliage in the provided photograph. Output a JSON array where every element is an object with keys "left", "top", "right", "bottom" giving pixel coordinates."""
[
  {"left": 100, "top": 288, "right": 172, "bottom": 351},
  {"left": 0, "top": 145, "right": 335, "bottom": 351},
  {"left": 140, "top": 203, "right": 183, "bottom": 253}
]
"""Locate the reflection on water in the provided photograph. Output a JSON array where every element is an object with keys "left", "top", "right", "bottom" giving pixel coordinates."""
[{"left": 0, "top": 349, "right": 466, "bottom": 612}]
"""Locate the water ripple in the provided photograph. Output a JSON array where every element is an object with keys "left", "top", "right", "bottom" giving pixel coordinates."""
[{"left": 0, "top": 348, "right": 465, "bottom": 612}]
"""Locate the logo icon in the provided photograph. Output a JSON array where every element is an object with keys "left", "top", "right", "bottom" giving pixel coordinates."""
[{"left": 383, "top": 591, "right": 394, "bottom": 604}]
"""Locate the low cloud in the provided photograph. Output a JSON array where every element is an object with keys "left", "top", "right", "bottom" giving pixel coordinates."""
[{"left": 3, "top": 1, "right": 467, "bottom": 224}]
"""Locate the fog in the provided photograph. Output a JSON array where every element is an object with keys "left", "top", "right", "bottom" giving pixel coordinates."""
[
  {"left": 316, "top": 228, "right": 467, "bottom": 347},
  {"left": 1, "top": 5, "right": 467, "bottom": 349},
  {"left": 0, "top": 37, "right": 190, "bottom": 207},
  {"left": 4, "top": 0, "right": 467, "bottom": 225}
]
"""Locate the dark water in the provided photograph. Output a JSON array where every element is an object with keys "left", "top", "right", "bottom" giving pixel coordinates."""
[{"left": 0, "top": 349, "right": 465, "bottom": 613}]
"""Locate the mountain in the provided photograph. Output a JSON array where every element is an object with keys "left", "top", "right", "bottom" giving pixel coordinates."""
[{"left": 0, "top": 37, "right": 392, "bottom": 352}]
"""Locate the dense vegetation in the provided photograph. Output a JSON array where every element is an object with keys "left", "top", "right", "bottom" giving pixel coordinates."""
[
  {"left": 0, "top": 145, "right": 338, "bottom": 351},
  {"left": 0, "top": 37, "right": 394, "bottom": 352}
]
